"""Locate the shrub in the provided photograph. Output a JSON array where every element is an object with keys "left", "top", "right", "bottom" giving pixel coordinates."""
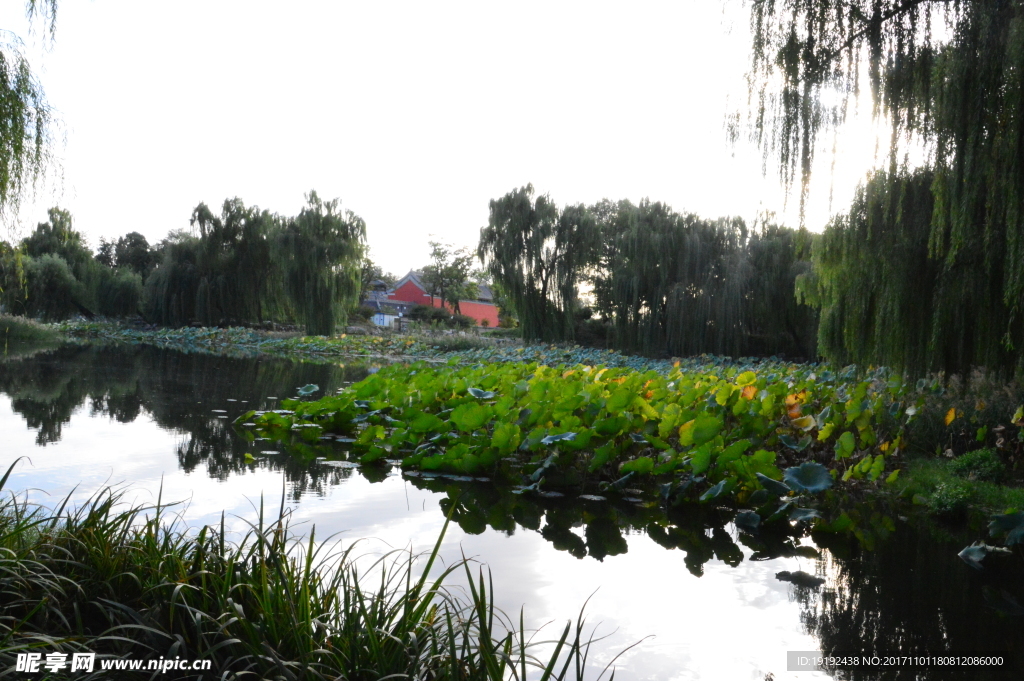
[
  {"left": 450, "top": 313, "right": 474, "bottom": 329},
  {"left": 949, "top": 448, "right": 1006, "bottom": 482},
  {"left": 929, "top": 480, "right": 972, "bottom": 518}
]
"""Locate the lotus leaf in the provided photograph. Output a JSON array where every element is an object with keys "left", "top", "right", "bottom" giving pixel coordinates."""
[
  {"left": 988, "top": 512, "right": 1024, "bottom": 545},
  {"left": 450, "top": 403, "right": 491, "bottom": 432},
  {"left": 734, "top": 510, "right": 761, "bottom": 532},
  {"left": 540, "top": 432, "right": 577, "bottom": 445},
  {"left": 783, "top": 462, "right": 833, "bottom": 493},
  {"left": 755, "top": 472, "right": 791, "bottom": 497},
  {"left": 699, "top": 480, "right": 727, "bottom": 502}
]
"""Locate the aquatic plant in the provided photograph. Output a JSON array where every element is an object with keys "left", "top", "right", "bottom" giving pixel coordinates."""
[{"left": 238, "top": 359, "right": 916, "bottom": 513}]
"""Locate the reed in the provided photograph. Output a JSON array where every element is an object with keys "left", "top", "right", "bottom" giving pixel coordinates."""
[{"left": 0, "top": 461, "right": 627, "bottom": 680}]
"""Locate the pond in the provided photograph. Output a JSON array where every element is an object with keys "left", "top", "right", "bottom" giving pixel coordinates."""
[{"left": 2, "top": 343, "right": 1022, "bottom": 680}]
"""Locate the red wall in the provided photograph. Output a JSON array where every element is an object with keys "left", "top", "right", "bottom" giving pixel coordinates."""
[
  {"left": 390, "top": 280, "right": 432, "bottom": 304},
  {"left": 388, "top": 280, "right": 499, "bottom": 327}
]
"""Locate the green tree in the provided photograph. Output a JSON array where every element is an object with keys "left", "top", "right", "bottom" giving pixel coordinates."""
[
  {"left": 145, "top": 198, "right": 284, "bottom": 327},
  {"left": 478, "top": 185, "right": 598, "bottom": 341},
  {"left": 591, "top": 199, "right": 816, "bottom": 358},
  {"left": 420, "top": 241, "right": 476, "bottom": 314},
  {"left": 744, "top": 0, "right": 1024, "bottom": 373},
  {"left": 0, "top": 1, "right": 57, "bottom": 220},
  {"left": 279, "top": 191, "right": 365, "bottom": 336}
]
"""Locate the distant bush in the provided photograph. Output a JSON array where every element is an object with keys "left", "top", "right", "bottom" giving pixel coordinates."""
[
  {"left": 407, "top": 304, "right": 449, "bottom": 323},
  {"left": 406, "top": 304, "right": 475, "bottom": 329},
  {"left": 450, "top": 313, "right": 474, "bottom": 329},
  {"left": 949, "top": 448, "right": 1006, "bottom": 482}
]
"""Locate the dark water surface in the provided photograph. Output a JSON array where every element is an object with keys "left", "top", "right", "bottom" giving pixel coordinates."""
[{"left": 2, "top": 344, "right": 1022, "bottom": 680}]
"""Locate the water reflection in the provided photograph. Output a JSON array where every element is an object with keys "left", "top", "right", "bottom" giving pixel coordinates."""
[{"left": 2, "top": 343, "right": 1022, "bottom": 679}]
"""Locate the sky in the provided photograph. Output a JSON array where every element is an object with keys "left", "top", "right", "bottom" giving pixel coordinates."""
[{"left": 1, "top": 0, "right": 884, "bottom": 276}]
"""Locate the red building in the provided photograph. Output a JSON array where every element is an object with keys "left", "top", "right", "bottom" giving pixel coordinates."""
[{"left": 386, "top": 271, "right": 500, "bottom": 327}]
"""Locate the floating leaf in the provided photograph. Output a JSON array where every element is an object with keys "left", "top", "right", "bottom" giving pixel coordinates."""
[
  {"left": 468, "top": 388, "right": 496, "bottom": 399},
  {"left": 541, "top": 432, "right": 577, "bottom": 445},
  {"left": 958, "top": 542, "right": 1012, "bottom": 570},
  {"left": 783, "top": 462, "right": 833, "bottom": 493},
  {"left": 734, "top": 510, "right": 761, "bottom": 533}
]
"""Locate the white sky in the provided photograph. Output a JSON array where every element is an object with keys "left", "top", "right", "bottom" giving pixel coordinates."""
[{"left": 1, "top": 0, "right": 884, "bottom": 276}]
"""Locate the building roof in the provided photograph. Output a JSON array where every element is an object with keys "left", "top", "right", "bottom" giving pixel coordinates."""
[{"left": 391, "top": 270, "right": 494, "bottom": 303}]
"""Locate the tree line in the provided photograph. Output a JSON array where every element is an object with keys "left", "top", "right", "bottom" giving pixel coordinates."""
[
  {"left": 478, "top": 185, "right": 819, "bottom": 359},
  {"left": 0, "top": 192, "right": 367, "bottom": 335}
]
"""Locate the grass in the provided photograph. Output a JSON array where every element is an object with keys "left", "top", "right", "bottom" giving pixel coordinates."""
[
  {"left": 0, "top": 314, "right": 59, "bottom": 345},
  {"left": 0, "top": 461, "right": 630, "bottom": 680},
  {"left": 893, "top": 456, "right": 1024, "bottom": 518}
]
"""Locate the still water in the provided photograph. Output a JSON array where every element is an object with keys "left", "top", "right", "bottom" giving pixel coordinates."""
[{"left": 2, "top": 344, "right": 1022, "bottom": 680}]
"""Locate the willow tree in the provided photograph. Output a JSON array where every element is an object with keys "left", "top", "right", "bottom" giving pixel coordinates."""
[
  {"left": 278, "top": 191, "right": 365, "bottom": 336},
  {"left": 811, "top": 170, "right": 941, "bottom": 374},
  {"left": 592, "top": 199, "right": 816, "bottom": 358},
  {"left": 745, "top": 0, "right": 1024, "bottom": 374},
  {"left": 1, "top": 1, "right": 57, "bottom": 221},
  {"left": 478, "top": 185, "right": 598, "bottom": 341},
  {"left": 145, "top": 198, "right": 283, "bottom": 327}
]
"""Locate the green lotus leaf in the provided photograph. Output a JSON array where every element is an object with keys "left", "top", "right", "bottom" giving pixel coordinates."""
[
  {"left": 783, "top": 462, "right": 833, "bottom": 493},
  {"left": 736, "top": 371, "right": 757, "bottom": 386},
  {"left": 755, "top": 472, "right": 791, "bottom": 496},
  {"left": 450, "top": 403, "right": 491, "bottom": 432},
  {"left": 691, "top": 414, "right": 722, "bottom": 446}
]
